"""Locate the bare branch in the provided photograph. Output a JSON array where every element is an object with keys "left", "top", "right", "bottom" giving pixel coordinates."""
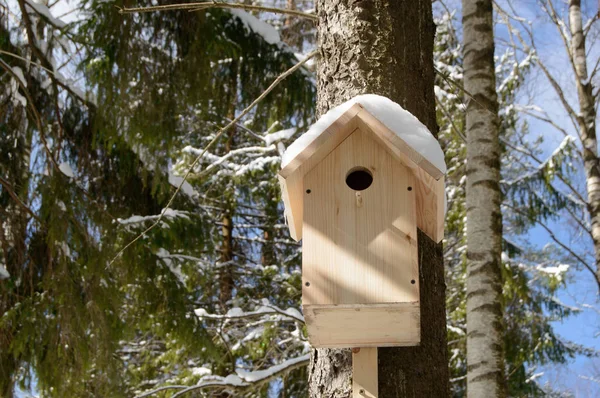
[
  {"left": 435, "top": 96, "right": 466, "bottom": 142},
  {"left": 108, "top": 50, "right": 318, "bottom": 267},
  {"left": 0, "top": 177, "right": 42, "bottom": 224},
  {"left": 118, "top": 2, "right": 317, "bottom": 21},
  {"left": 505, "top": 203, "right": 600, "bottom": 292}
]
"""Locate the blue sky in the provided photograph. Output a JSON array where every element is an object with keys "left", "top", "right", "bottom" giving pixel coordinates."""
[{"left": 491, "top": 0, "right": 600, "bottom": 395}]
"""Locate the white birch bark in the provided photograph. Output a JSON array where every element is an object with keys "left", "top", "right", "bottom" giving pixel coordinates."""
[
  {"left": 462, "top": 0, "right": 506, "bottom": 397},
  {"left": 568, "top": 0, "right": 600, "bottom": 287}
]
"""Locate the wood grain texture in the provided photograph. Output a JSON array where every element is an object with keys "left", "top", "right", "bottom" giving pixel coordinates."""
[
  {"left": 354, "top": 109, "right": 443, "bottom": 180},
  {"left": 304, "top": 303, "right": 420, "bottom": 348},
  {"left": 310, "top": 0, "right": 448, "bottom": 395},
  {"left": 280, "top": 104, "right": 363, "bottom": 179},
  {"left": 354, "top": 110, "right": 445, "bottom": 242},
  {"left": 279, "top": 105, "right": 362, "bottom": 241},
  {"left": 279, "top": 105, "right": 445, "bottom": 243},
  {"left": 302, "top": 128, "right": 419, "bottom": 307},
  {"left": 353, "top": 348, "right": 378, "bottom": 398}
]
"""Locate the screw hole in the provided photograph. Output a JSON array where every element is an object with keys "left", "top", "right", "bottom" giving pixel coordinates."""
[
  {"left": 407, "top": 186, "right": 413, "bottom": 191},
  {"left": 306, "top": 189, "right": 311, "bottom": 194},
  {"left": 411, "top": 279, "right": 416, "bottom": 284},
  {"left": 346, "top": 167, "right": 373, "bottom": 191},
  {"left": 305, "top": 281, "right": 310, "bottom": 287}
]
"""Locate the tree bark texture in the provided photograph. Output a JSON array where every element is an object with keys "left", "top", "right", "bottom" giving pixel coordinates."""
[
  {"left": 462, "top": 1, "right": 506, "bottom": 397},
  {"left": 308, "top": 1, "right": 449, "bottom": 396},
  {"left": 568, "top": 0, "right": 600, "bottom": 289}
]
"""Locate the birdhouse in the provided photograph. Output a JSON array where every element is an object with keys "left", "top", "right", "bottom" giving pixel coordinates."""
[{"left": 278, "top": 98, "right": 445, "bottom": 349}]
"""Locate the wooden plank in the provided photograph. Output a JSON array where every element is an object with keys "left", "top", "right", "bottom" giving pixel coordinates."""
[
  {"left": 303, "top": 303, "right": 420, "bottom": 348},
  {"left": 302, "top": 128, "right": 419, "bottom": 306},
  {"left": 279, "top": 105, "right": 445, "bottom": 243},
  {"left": 279, "top": 104, "right": 364, "bottom": 178},
  {"left": 353, "top": 348, "right": 378, "bottom": 398},
  {"left": 414, "top": 173, "right": 445, "bottom": 243},
  {"left": 355, "top": 110, "right": 445, "bottom": 242},
  {"left": 278, "top": 173, "right": 302, "bottom": 241},
  {"left": 278, "top": 104, "right": 363, "bottom": 241},
  {"left": 355, "top": 108, "right": 444, "bottom": 180}
]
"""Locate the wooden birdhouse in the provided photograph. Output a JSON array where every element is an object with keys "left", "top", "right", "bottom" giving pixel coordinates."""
[{"left": 278, "top": 100, "right": 445, "bottom": 349}]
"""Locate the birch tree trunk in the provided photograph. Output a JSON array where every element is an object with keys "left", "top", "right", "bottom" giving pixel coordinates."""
[
  {"left": 462, "top": 1, "right": 506, "bottom": 397},
  {"left": 568, "top": 0, "right": 600, "bottom": 286},
  {"left": 308, "top": 1, "right": 449, "bottom": 396}
]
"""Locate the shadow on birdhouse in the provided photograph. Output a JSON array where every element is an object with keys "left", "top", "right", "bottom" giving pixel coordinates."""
[{"left": 278, "top": 101, "right": 445, "bottom": 348}]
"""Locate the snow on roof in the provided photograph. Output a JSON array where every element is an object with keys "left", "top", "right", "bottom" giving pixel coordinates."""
[{"left": 281, "top": 94, "right": 446, "bottom": 174}]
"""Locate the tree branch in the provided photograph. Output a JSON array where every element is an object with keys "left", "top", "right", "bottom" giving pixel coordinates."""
[
  {"left": 0, "top": 177, "right": 42, "bottom": 224},
  {"left": 504, "top": 203, "right": 600, "bottom": 292},
  {"left": 118, "top": 2, "right": 317, "bottom": 21},
  {"left": 108, "top": 50, "right": 318, "bottom": 266}
]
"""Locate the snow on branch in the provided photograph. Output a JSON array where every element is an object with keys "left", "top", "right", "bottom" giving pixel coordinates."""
[
  {"left": 135, "top": 354, "right": 310, "bottom": 398},
  {"left": 195, "top": 302, "right": 304, "bottom": 323},
  {"left": 501, "top": 135, "right": 585, "bottom": 218},
  {"left": 117, "top": 208, "right": 191, "bottom": 227},
  {"left": 24, "top": 0, "right": 67, "bottom": 29},
  {"left": 182, "top": 144, "right": 278, "bottom": 176},
  {"left": 502, "top": 135, "right": 577, "bottom": 187},
  {"left": 108, "top": 50, "right": 317, "bottom": 266}
]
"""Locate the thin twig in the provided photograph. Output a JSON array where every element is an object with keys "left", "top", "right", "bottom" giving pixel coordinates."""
[
  {"left": 0, "top": 177, "right": 42, "bottom": 224},
  {"left": 0, "top": 49, "right": 56, "bottom": 76},
  {"left": 1, "top": 58, "right": 115, "bottom": 221},
  {"left": 0, "top": 57, "right": 59, "bottom": 171},
  {"left": 118, "top": 2, "right": 317, "bottom": 21},
  {"left": 434, "top": 66, "right": 496, "bottom": 116},
  {"left": 505, "top": 203, "right": 600, "bottom": 293},
  {"left": 435, "top": 96, "right": 466, "bottom": 142},
  {"left": 108, "top": 50, "right": 318, "bottom": 267}
]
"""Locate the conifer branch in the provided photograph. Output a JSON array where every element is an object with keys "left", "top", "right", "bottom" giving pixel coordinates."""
[
  {"left": 0, "top": 49, "right": 57, "bottom": 76},
  {"left": 118, "top": 2, "right": 318, "bottom": 21},
  {"left": 0, "top": 57, "right": 59, "bottom": 171},
  {"left": 108, "top": 50, "right": 318, "bottom": 267},
  {"left": 0, "top": 177, "right": 42, "bottom": 224},
  {"left": 1, "top": 58, "right": 116, "bottom": 221},
  {"left": 434, "top": 66, "right": 496, "bottom": 116},
  {"left": 435, "top": 96, "right": 466, "bottom": 142},
  {"left": 505, "top": 203, "right": 600, "bottom": 292},
  {"left": 135, "top": 355, "right": 310, "bottom": 397}
]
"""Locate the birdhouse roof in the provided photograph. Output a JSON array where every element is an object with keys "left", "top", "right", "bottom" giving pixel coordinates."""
[{"left": 278, "top": 95, "right": 446, "bottom": 243}]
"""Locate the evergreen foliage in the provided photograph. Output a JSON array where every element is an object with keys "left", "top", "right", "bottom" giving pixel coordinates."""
[{"left": 0, "top": 1, "right": 592, "bottom": 396}]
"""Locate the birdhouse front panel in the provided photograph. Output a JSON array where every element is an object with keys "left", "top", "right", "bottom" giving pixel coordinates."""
[
  {"left": 301, "top": 127, "right": 420, "bottom": 347},
  {"left": 278, "top": 100, "right": 446, "bottom": 349}
]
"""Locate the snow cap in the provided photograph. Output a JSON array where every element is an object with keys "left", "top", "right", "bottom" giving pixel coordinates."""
[{"left": 282, "top": 94, "right": 446, "bottom": 174}]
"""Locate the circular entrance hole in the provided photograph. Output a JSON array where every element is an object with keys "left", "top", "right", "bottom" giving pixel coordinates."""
[{"left": 345, "top": 167, "right": 373, "bottom": 191}]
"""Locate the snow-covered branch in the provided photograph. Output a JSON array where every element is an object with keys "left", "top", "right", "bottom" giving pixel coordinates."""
[
  {"left": 195, "top": 302, "right": 304, "bottom": 323},
  {"left": 135, "top": 354, "right": 310, "bottom": 398}
]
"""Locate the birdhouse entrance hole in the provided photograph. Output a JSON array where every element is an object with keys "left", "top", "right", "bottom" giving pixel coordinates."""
[{"left": 346, "top": 167, "right": 373, "bottom": 191}]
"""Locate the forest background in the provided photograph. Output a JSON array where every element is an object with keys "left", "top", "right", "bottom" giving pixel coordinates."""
[{"left": 1, "top": 0, "right": 600, "bottom": 396}]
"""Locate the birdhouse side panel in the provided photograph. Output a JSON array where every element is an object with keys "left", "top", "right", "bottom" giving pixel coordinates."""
[{"left": 301, "top": 128, "right": 419, "bottom": 306}]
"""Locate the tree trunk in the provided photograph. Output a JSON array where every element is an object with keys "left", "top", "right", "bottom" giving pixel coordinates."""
[
  {"left": 569, "top": 0, "right": 600, "bottom": 288},
  {"left": 462, "top": 1, "right": 506, "bottom": 397},
  {"left": 308, "top": 0, "right": 449, "bottom": 396},
  {"left": 219, "top": 61, "right": 239, "bottom": 310}
]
